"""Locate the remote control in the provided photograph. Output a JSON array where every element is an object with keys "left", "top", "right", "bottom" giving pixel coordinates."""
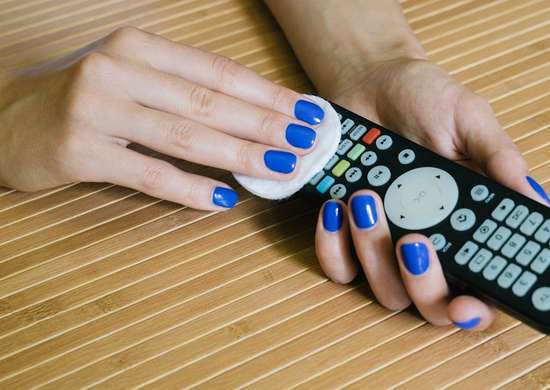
[{"left": 301, "top": 102, "right": 550, "bottom": 334}]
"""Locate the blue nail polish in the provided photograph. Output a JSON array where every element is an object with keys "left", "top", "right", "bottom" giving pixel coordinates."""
[
  {"left": 400, "top": 242, "right": 430, "bottom": 275},
  {"left": 285, "top": 124, "right": 316, "bottom": 149},
  {"left": 212, "top": 187, "right": 238, "bottom": 208},
  {"left": 351, "top": 195, "right": 377, "bottom": 229},
  {"left": 264, "top": 150, "right": 297, "bottom": 174},
  {"left": 323, "top": 201, "right": 343, "bottom": 232},
  {"left": 453, "top": 317, "right": 481, "bottom": 330},
  {"left": 526, "top": 176, "right": 550, "bottom": 205},
  {"left": 294, "top": 99, "right": 325, "bottom": 125}
]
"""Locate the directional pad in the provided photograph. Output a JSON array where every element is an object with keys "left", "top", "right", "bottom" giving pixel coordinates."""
[{"left": 383, "top": 167, "right": 459, "bottom": 230}]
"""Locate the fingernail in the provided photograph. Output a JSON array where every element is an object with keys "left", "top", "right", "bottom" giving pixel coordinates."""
[
  {"left": 453, "top": 317, "right": 481, "bottom": 330},
  {"left": 264, "top": 150, "right": 297, "bottom": 174},
  {"left": 212, "top": 187, "right": 238, "bottom": 208},
  {"left": 526, "top": 176, "right": 550, "bottom": 205},
  {"left": 351, "top": 195, "right": 377, "bottom": 229},
  {"left": 286, "top": 124, "right": 316, "bottom": 149},
  {"left": 400, "top": 242, "right": 430, "bottom": 275},
  {"left": 323, "top": 201, "right": 343, "bottom": 232},
  {"left": 294, "top": 99, "right": 325, "bottom": 125}
]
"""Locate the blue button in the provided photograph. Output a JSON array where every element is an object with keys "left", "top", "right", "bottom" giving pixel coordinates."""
[{"left": 316, "top": 176, "right": 335, "bottom": 194}]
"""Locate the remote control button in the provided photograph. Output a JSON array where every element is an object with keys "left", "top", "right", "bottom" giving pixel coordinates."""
[
  {"left": 429, "top": 233, "right": 446, "bottom": 251},
  {"left": 337, "top": 113, "right": 343, "bottom": 121},
  {"left": 329, "top": 184, "right": 347, "bottom": 199},
  {"left": 367, "top": 165, "right": 391, "bottom": 187},
  {"left": 471, "top": 184, "right": 489, "bottom": 202},
  {"left": 530, "top": 248, "right": 550, "bottom": 275},
  {"left": 487, "top": 226, "right": 512, "bottom": 251},
  {"left": 309, "top": 171, "right": 324, "bottom": 186},
  {"left": 512, "top": 271, "right": 537, "bottom": 297},
  {"left": 505, "top": 205, "right": 529, "bottom": 229},
  {"left": 450, "top": 208, "right": 476, "bottom": 231},
  {"left": 455, "top": 241, "right": 478, "bottom": 265},
  {"left": 398, "top": 149, "right": 415, "bottom": 165},
  {"left": 360, "top": 151, "right": 377, "bottom": 167},
  {"left": 341, "top": 118, "right": 354, "bottom": 134},
  {"left": 497, "top": 263, "right": 521, "bottom": 289},
  {"left": 532, "top": 287, "right": 550, "bottom": 311},
  {"left": 483, "top": 256, "right": 507, "bottom": 281},
  {"left": 376, "top": 135, "right": 393, "bottom": 150},
  {"left": 516, "top": 240, "right": 541, "bottom": 266},
  {"left": 345, "top": 167, "right": 362, "bottom": 183},
  {"left": 332, "top": 160, "right": 351, "bottom": 177},
  {"left": 337, "top": 139, "right": 354, "bottom": 155},
  {"left": 534, "top": 220, "right": 550, "bottom": 244},
  {"left": 362, "top": 128, "right": 380, "bottom": 145},
  {"left": 324, "top": 155, "right": 339, "bottom": 171},
  {"left": 347, "top": 144, "right": 366, "bottom": 161},
  {"left": 501, "top": 233, "right": 526, "bottom": 259},
  {"left": 520, "top": 212, "right": 543, "bottom": 236},
  {"left": 469, "top": 248, "right": 493, "bottom": 273},
  {"left": 473, "top": 219, "right": 497, "bottom": 243},
  {"left": 384, "top": 167, "right": 459, "bottom": 230},
  {"left": 316, "top": 176, "right": 335, "bottom": 194},
  {"left": 349, "top": 125, "right": 367, "bottom": 141},
  {"left": 491, "top": 198, "right": 515, "bottom": 221}
]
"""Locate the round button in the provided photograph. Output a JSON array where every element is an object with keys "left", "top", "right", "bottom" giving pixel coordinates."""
[
  {"left": 450, "top": 208, "right": 476, "bottom": 231},
  {"left": 398, "top": 149, "right": 415, "bottom": 165},
  {"left": 367, "top": 165, "right": 391, "bottom": 187},
  {"left": 360, "top": 151, "right": 377, "bottom": 167},
  {"left": 429, "top": 233, "right": 446, "bottom": 251},
  {"left": 376, "top": 135, "right": 393, "bottom": 150},
  {"left": 532, "top": 287, "right": 550, "bottom": 311},
  {"left": 471, "top": 184, "right": 489, "bottom": 202},
  {"left": 345, "top": 167, "right": 362, "bottom": 183},
  {"left": 329, "top": 184, "right": 347, "bottom": 199}
]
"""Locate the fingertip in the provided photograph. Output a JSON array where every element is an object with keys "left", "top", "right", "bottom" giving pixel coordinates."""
[
  {"left": 212, "top": 185, "right": 238, "bottom": 209},
  {"left": 448, "top": 295, "right": 495, "bottom": 331}
]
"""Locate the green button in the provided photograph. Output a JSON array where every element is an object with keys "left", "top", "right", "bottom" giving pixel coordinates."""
[
  {"left": 347, "top": 144, "right": 366, "bottom": 161},
  {"left": 332, "top": 160, "right": 350, "bottom": 177}
]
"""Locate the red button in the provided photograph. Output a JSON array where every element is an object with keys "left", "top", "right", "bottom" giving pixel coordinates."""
[{"left": 362, "top": 128, "right": 381, "bottom": 144}]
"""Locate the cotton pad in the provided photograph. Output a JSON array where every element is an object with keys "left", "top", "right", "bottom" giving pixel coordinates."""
[{"left": 233, "top": 96, "right": 341, "bottom": 200}]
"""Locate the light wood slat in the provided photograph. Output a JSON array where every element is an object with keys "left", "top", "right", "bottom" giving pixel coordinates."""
[{"left": 498, "top": 361, "right": 550, "bottom": 389}]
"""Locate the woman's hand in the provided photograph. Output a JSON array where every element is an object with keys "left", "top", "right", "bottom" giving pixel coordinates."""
[{"left": 0, "top": 27, "right": 324, "bottom": 210}]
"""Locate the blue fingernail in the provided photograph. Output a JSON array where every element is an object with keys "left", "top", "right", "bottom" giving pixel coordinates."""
[
  {"left": 526, "top": 176, "right": 550, "bottom": 205},
  {"left": 286, "top": 124, "right": 316, "bottom": 149},
  {"left": 323, "top": 201, "right": 343, "bottom": 232},
  {"left": 400, "top": 242, "right": 430, "bottom": 275},
  {"left": 264, "top": 150, "right": 297, "bottom": 174},
  {"left": 294, "top": 99, "right": 325, "bottom": 125},
  {"left": 453, "top": 317, "right": 481, "bottom": 330},
  {"left": 351, "top": 195, "right": 377, "bottom": 229},
  {"left": 212, "top": 187, "right": 238, "bottom": 208}
]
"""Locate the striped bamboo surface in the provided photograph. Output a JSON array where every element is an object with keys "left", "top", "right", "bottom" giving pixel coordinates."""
[{"left": 0, "top": 0, "right": 549, "bottom": 388}]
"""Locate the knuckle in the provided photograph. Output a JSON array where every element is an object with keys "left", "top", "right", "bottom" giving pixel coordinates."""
[
  {"left": 107, "top": 26, "right": 144, "bottom": 47},
  {"left": 259, "top": 111, "right": 284, "bottom": 143},
  {"left": 188, "top": 85, "right": 215, "bottom": 117},
  {"left": 140, "top": 161, "right": 171, "bottom": 195},
  {"left": 76, "top": 52, "right": 114, "bottom": 77},
  {"left": 270, "top": 85, "right": 291, "bottom": 111},
  {"left": 236, "top": 142, "right": 258, "bottom": 174},
  {"left": 210, "top": 55, "right": 241, "bottom": 89},
  {"left": 166, "top": 120, "right": 194, "bottom": 151}
]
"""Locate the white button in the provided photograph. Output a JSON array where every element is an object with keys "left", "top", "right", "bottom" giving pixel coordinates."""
[
  {"left": 398, "top": 149, "right": 415, "bottom": 165},
  {"left": 450, "top": 208, "right": 476, "bottom": 231},
  {"left": 530, "top": 248, "right": 550, "bottom": 275},
  {"left": 375, "top": 135, "right": 392, "bottom": 150},
  {"left": 455, "top": 241, "right": 478, "bottom": 265},
  {"left": 337, "top": 139, "right": 353, "bottom": 155},
  {"left": 534, "top": 220, "right": 550, "bottom": 244},
  {"left": 473, "top": 219, "right": 497, "bottom": 243},
  {"left": 309, "top": 171, "right": 324, "bottom": 186},
  {"left": 344, "top": 167, "right": 362, "bottom": 183},
  {"left": 367, "top": 165, "right": 391, "bottom": 187},
  {"left": 520, "top": 212, "right": 543, "bottom": 236},
  {"left": 501, "top": 233, "right": 526, "bottom": 258},
  {"left": 469, "top": 248, "right": 493, "bottom": 273},
  {"left": 324, "top": 155, "right": 339, "bottom": 170},
  {"left": 505, "top": 205, "right": 529, "bottom": 229},
  {"left": 497, "top": 263, "right": 522, "bottom": 289},
  {"left": 491, "top": 198, "right": 515, "bottom": 221},
  {"left": 341, "top": 118, "right": 354, "bottom": 134},
  {"left": 349, "top": 125, "right": 367, "bottom": 141},
  {"left": 329, "top": 184, "right": 347, "bottom": 199},
  {"left": 487, "top": 226, "right": 512, "bottom": 251},
  {"left": 516, "top": 240, "right": 541, "bottom": 266},
  {"left": 532, "top": 287, "right": 550, "bottom": 311},
  {"left": 429, "top": 233, "right": 446, "bottom": 251},
  {"left": 360, "top": 151, "right": 377, "bottom": 167},
  {"left": 471, "top": 185, "right": 489, "bottom": 201},
  {"left": 337, "top": 113, "right": 343, "bottom": 121},
  {"left": 512, "top": 271, "right": 537, "bottom": 297},
  {"left": 483, "top": 256, "right": 507, "bottom": 281}
]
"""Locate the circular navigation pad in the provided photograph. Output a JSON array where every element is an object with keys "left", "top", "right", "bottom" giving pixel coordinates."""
[{"left": 383, "top": 167, "right": 459, "bottom": 230}]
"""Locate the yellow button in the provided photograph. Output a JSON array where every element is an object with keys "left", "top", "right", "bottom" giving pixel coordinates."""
[{"left": 332, "top": 160, "right": 351, "bottom": 177}]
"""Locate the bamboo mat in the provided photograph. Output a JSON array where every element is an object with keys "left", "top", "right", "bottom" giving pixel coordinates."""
[{"left": 0, "top": 0, "right": 549, "bottom": 388}]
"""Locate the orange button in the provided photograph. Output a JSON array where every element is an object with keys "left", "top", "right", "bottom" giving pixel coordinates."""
[{"left": 362, "top": 128, "right": 381, "bottom": 144}]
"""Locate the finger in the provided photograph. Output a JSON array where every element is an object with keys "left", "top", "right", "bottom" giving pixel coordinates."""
[
  {"left": 96, "top": 144, "right": 238, "bottom": 210},
  {"left": 347, "top": 190, "right": 411, "bottom": 310},
  {"left": 315, "top": 200, "right": 356, "bottom": 284},
  {"left": 396, "top": 234, "right": 451, "bottom": 325},
  {"left": 448, "top": 295, "right": 495, "bottom": 331}
]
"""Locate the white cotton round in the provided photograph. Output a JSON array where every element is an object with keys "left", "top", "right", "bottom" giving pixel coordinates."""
[{"left": 233, "top": 95, "right": 342, "bottom": 200}]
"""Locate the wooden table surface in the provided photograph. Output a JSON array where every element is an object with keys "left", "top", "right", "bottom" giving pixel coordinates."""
[{"left": 0, "top": 0, "right": 548, "bottom": 388}]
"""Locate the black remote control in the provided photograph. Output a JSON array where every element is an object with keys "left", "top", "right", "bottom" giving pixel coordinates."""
[{"left": 301, "top": 102, "right": 550, "bottom": 334}]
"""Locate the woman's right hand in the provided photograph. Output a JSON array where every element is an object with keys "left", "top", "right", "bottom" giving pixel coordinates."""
[{"left": 0, "top": 27, "right": 324, "bottom": 210}]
